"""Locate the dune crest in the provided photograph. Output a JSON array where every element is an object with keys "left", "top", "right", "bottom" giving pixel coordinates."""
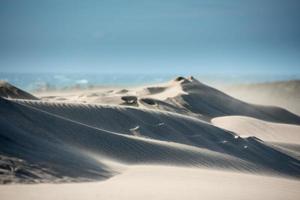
[
  {"left": 0, "top": 77, "right": 300, "bottom": 196},
  {"left": 0, "top": 81, "right": 38, "bottom": 100},
  {"left": 37, "top": 76, "right": 300, "bottom": 125},
  {"left": 1, "top": 77, "right": 300, "bottom": 184}
]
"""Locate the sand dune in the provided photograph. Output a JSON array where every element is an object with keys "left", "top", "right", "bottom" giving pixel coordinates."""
[
  {"left": 0, "top": 77, "right": 300, "bottom": 199},
  {"left": 0, "top": 97, "right": 251, "bottom": 183},
  {"left": 0, "top": 81, "right": 38, "bottom": 100},
  {"left": 36, "top": 76, "right": 300, "bottom": 125},
  {"left": 1, "top": 166, "right": 300, "bottom": 200},
  {"left": 221, "top": 80, "right": 300, "bottom": 115},
  {"left": 1, "top": 93, "right": 300, "bottom": 182},
  {"left": 3, "top": 97, "right": 299, "bottom": 182},
  {"left": 168, "top": 77, "right": 300, "bottom": 124},
  {"left": 212, "top": 116, "right": 300, "bottom": 144},
  {"left": 212, "top": 116, "right": 300, "bottom": 160}
]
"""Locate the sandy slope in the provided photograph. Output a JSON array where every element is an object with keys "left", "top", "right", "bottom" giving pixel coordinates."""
[
  {"left": 221, "top": 80, "right": 300, "bottom": 115},
  {"left": 36, "top": 76, "right": 300, "bottom": 124},
  {"left": 4, "top": 97, "right": 300, "bottom": 182},
  {"left": 1, "top": 166, "right": 300, "bottom": 200},
  {"left": 0, "top": 97, "right": 254, "bottom": 182},
  {"left": 0, "top": 81, "right": 38, "bottom": 100},
  {"left": 212, "top": 116, "right": 300, "bottom": 144},
  {"left": 0, "top": 76, "right": 300, "bottom": 199},
  {"left": 212, "top": 116, "right": 300, "bottom": 160}
]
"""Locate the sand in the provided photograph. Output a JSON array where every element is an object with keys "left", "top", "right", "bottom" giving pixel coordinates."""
[
  {"left": 212, "top": 116, "right": 300, "bottom": 144},
  {"left": 1, "top": 166, "right": 300, "bottom": 200},
  {"left": 221, "top": 80, "right": 300, "bottom": 115},
  {"left": 0, "top": 76, "right": 299, "bottom": 199}
]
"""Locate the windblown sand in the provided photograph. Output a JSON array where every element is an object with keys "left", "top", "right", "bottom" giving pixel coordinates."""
[
  {"left": 1, "top": 166, "right": 300, "bottom": 200},
  {"left": 0, "top": 76, "right": 299, "bottom": 199}
]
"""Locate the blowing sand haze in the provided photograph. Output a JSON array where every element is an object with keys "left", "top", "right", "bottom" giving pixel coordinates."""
[{"left": 0, "top": 76, "right": 300, "bottom": 199}]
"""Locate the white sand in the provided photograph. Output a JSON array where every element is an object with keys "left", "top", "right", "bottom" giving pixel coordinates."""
[
  {"left": 1, "top": 76, "right": 300, "bottom": 199},
  {"left": 212, "top": 116, "right": 300, "bottom": 144},
  {"left": 1, "top": 166, "right": 300, "bottom": 200}
]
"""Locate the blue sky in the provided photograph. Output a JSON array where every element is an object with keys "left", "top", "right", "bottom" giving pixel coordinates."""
[{"left": 0, "top": 0, "right": 299, "bottom": 74}]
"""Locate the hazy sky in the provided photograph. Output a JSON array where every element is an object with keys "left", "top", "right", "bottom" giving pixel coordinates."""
[{"left": 0, "top": 0, "right": 299, "bottom": 74}]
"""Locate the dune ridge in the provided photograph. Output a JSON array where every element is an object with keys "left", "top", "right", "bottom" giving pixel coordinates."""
[
  {"left": 222, "top": 80, "right": 300, "bottom": 115},
  {"left": 0, "top": 77, "right": 300, "bottom": 189},
  {"left": 37, "top": 76, "right": 300, "bottom": 125},
  {"left": 0, "top": 81, "right": 38, "bottom": 100}
]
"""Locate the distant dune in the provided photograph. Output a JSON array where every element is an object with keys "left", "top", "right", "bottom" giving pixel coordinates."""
[
  {"left": 221, "top": 80, "right": 300, "bottom": 115},
  {"left": 36, "top": 76, "right": 300, "bottom": 124},
  {"left": 0, "top": 77, "right": 300, "bottom": 200},
  {"left": 0, "top": 81, "right": 38, "bottom": 100}
]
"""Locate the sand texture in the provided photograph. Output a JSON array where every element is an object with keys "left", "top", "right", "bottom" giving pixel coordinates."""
[{"left": 0, "top": 76, "right": 299, "bottom": 199}]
